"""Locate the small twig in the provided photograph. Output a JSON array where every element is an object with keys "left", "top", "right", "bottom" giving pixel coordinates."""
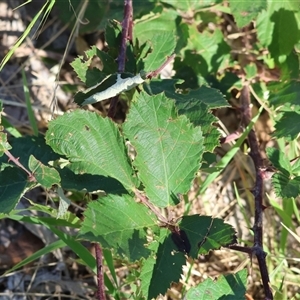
[
  {"left": 146, "top": 54, "right": 176, "bottom": 79},
  {"left": 134, "top": 189, "right": 169, "bottom": 225},
  {"left": 5, "top": 150, "right": 36, "bottom": 182},
  {"left": 95, "top": 243, "right": 106, "bottom": 300},
  {"left": 219, "top": 128, "right": 243, "bottom": 144}
]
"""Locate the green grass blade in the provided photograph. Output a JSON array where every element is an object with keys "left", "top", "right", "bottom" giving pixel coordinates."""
[
  {"left": 103, "top": 248, "right": 118, "bottom": 285},
  {"left": 22, "top": 69, "right": 38, "bottom": 135},
  {"left": 0, "top": 0, "right": 56, "bottom": 71},
  {"left": 0, "top": 114, "right": 22, "bottom": 138},
  {"left": 49, "top": 225, "right": 96, "bottom": 273}
]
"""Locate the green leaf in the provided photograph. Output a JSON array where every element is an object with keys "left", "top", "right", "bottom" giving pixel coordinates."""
[
  {"left": 57, "top": 187, "right": 71, "bottom": 218},
  {"left": 229, "top": 0, "right": 266, "bottom": 28},
  {"left": 48, "top": 225, "right": 96, "bottom": 273},
  {"left": 79, "top": 194, "right": 157, "bottom": 261},
  {"left": 161, "top": 0, "right": 218, "bottom": 11},
  {"left": 279, "top": 51, "right": 300, "bottom": 81},
  {"left": 28, "top": 155, "right": 60, "bottom": 188},
  {"left": 0, "top": 115, "right": 22, "bottom": 138},
  {"left": 134, "top": 9, "right": 178, "bottom": 45},
  {"left": 178, "top": 215, "right": 237, "bottom": 258},
  {"left": 175, "top": 100, "right": 221, "bottom": 152},
  {"left": 256, "top": 9, "right": 275, "bottom": 47},
  {"left": 145, "top": 80, "right": 227, "bottom": 152},
  {"left": 0, "top": 132, "right": 11, "bottom": 157},
  {"left": 268, "top": 8, "right": 300, "bottom": 60},
  {"left": 7, "top": 213, "right": 80, "bottom": 228},
  {"left": 272, "top": 173, "right": 300, "bottom": 199},
  {"left": 141, "top": 31, "right": 176, "bottom": 71},
  {"left": 269, "top": 81, "right": 300, "bottom": 107},
  {"left": 123, "top": 92, "right": 203, "bottom": 207},
  {"left": 274, "top": 111, "right": 300, "bottom": 141},
  {"left": 46, "top": 110, "right": 138, "bottom": 191},
  {"left": 147, "top": 79, "right": 229, "bottom": 109},
  {"left": 140, "top": 228, "right": 186, "bottom": 300},
  {"left": 291, "top": 159, "right": 300, "bottom": 175},
  {"left": 186, "top": 269, "right": 247, "bottom": 299},
  {"left": 0, "top": 104, "right": 12, "bottom": 157},
  {"left": 70, "top": 46, "right": 117, "bottom": 86},
  {"left": 0, "top": 167, "right": 28, "bottom": 213},
  {"left": 58, "top": 167, "right": 127, "bottom": 194},
  {"left": 244, "top": 63, "right": 258, "bottom": 80},
  {"left": 266, "top": 148, "right": 291, "bottom": 174},
  {"left": 187, "top": 26, "right": 230, "bottom": 73},
  {"left": 149, "top": 237, "right": 186, "bottom": 299},
  {"left": 0, "top": 135, "right": 60, "bottom": 169},
  {"left": 179, "top": 86, "right": 229, "bottom": 109},
  {"left": 173, "top": 51, "right": 204, "bottom": 89}
]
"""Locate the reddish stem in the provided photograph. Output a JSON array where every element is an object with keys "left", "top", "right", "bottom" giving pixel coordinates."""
[
  {"left": 5, "top": 150, "right": 36, "bottom": 182},
  {"left": 95, "top": 243, "right": 106, "bottom": 300},
  {"left": 108, "top": 0, "right": 133, "bottom": 119}
]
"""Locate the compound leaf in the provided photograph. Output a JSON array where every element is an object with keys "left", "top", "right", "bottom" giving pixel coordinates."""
[
  {"left": 272, "top": 173, "right": 300, "bottom": 198},
  {"left": 123, "top": 92, "right": 203, "bottom": 207},
  {"left": 266, "top": 147, "right": 291, "bottom": 174}
]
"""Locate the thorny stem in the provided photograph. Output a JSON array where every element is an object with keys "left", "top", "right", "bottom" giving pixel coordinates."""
[
  {"left": 145, "top": 53, "right": 176, "bottom": 79},
  {"left": 118, "top": 0, "right": 133, "bottom": 74},
  {"left": 5, "top": 150, "right": 36, "bottom": 182},
  {"left": 107, "top": 0, "right": 175, "bottom": 119},
  {"left": 95, "top": 243, "right": 106, "bottom": 300},
  {"left": 239, "top": 85, "right": 273, "bottom": 300},
  {"left": 108, "top": 0, "right": 133, "bottom": 118},
  {"left": 134, "top": 189, "right": 169, "bottom": 225}
]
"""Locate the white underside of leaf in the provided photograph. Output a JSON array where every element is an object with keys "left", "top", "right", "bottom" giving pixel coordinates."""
[{"left": 82, "top": 73, "right": 145, "bottom": 106}]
